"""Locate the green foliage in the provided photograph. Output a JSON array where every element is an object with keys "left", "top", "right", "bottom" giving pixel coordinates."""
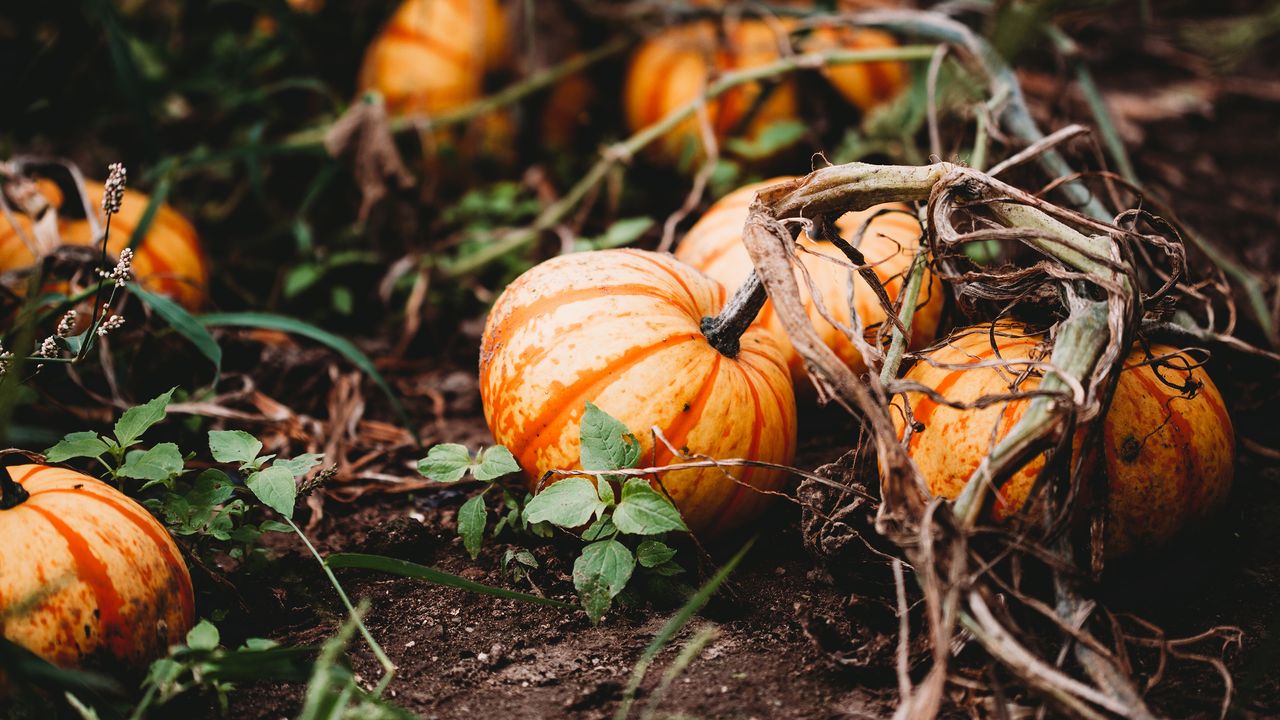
[
  {"left": 572, "top": 217, "right": 655, "bottom": 252},
  {"left": 417, "top": 443, "right": 534, "bottom": 560}
]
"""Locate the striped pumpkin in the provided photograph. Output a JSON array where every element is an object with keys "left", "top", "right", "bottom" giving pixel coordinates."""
[
  {"left": 357, "top": 0, "right": 508, "bottom": 117},
  {"left": 891, "top": 324, "right": 1236, "bottom": 557},
  {"left": 623, "top": 20, "right": 800, "bottom": 165},
  {"left": 0, "top": 465, "right": 195, "bottom": 675},
  {"left": 803, "top": 24, "right": 908, "bottom": 112},
  {"left": 676, "top": 177, "right": 944, "bottom": 387},
  {"left": 0, "top": 181, "right": 208, "bottom": 311},
  {"left": 480, "top": 249, "right": 797, "bottom": 537}
]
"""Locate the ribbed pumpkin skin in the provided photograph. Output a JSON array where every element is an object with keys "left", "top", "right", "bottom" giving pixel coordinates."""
[
  {"left": 0, "top": 465, "right": 195, "bottom": 675},
  {"left": 480, "top": 249, "right": 797, "bottom": 537},
  {"left": 891, "top": 325, "right": 1236, "bottom": 557},
  {"left": 0, "top": 182, "right": 208, "bottom": 310},
  {"left": 357, "top": 0, "right": 507, "bottom": 116},
  {"left": 803, "top": 25, "right": 908, "bottom": 111},
  {"left": 623, "top": 20, "right": 799, "bottom": 164},
  {"left": 676, "top": 177, "right": 944, "bottom": 386}
]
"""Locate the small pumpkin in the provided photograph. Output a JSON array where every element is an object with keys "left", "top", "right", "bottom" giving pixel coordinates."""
[
  {"left": 0, "top": 180, "right": 209, "bottom": 311},
  {"left": 676, "top": 177, "right": 944, "bottom": 387},
  {"left": 891, "top": 324, "right": 1235, "bottom": 557},
  {"left": 480, "top": 248, "right": 797, "bottom": 537},
  {"left": 0, "top": 464, "right": 195, "bottom": 677},
  {"left": 357, "top": 0, "right": 508, "bottom": 117},
  {"left": 623, "top": 20, "right": 800, "bottom": 165},
  {"left": 803, "top": 24, "right": 908, "bottom": 112},
  {"left": 540, "top": 64, "right": 595, "bottom": 151}
]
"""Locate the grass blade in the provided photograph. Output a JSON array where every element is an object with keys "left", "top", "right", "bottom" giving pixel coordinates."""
[
  {"left": 326, "top": 553, "right": 574, "bottom": 610},
  {"left": 132, "top": 284, "right": 222, "bottom": 376},
  {"left": 199, "top": 312, "right": 416, "bottom": 443}
]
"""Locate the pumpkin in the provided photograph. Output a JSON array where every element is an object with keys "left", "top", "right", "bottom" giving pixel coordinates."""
[
  {"left": 357, "top": 0, "right": 508, "bottom": 117},
  {"left": 479, "top": 248, "right": 797, "bottom": 537},
  {"left": 623, "top": 20, "right": 800, "bottom": 165},
  {"left": 891, "top": 324, "right": 1235, "bottom": 557},
  {"left": 803, "top": 24, "right": 908, "bottom": 112},
  {"left": 540, "top": 65, "right": 595, "bottom": 151},
  {"left": 0, "top": 464, "right": 195, "bottom": 676},
  {"left": 676, "top": 177, "right": 944, "bottom": 387},
  {"left": 0, "top": 181, "right": 209, "bottom": 311}
]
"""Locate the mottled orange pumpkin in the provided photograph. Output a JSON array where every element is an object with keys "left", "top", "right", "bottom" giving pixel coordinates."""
[
  {"left": 803, "top": 24, "right": 908, "bottom": 112},
  {"left": 356, "top": 0, "right": 508, "bottom": 117},
  {"left": 0, "top": 465, "right": 195, "bottom": 676},
  {"left": 480, "top": 249, "right": 797, "bottom": 537},
  {"left": 0, "top": 181, "right": 209, "bottom": 310},
  {"left": 891, "top": 325, "right": 1235, "bottom": 557},
  {"left": 676, "top": 177, "right": 944, "bottom": 387},
  {"left": 623, "top": 20, "right": 800, "bottom": 164}
]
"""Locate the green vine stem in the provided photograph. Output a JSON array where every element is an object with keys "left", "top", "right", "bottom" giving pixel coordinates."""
[
  {"left": 0, "top": 464, "right": 30, "bottom": 510},
  {"left": 701, "top": 272, "right": 768, "bottom": 358}
]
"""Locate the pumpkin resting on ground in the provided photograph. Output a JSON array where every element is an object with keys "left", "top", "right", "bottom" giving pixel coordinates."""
[
  {"left": 802, "top": 25, "right": 908, "bottom": 112},
  {"left": 676, "top": 177, "right": 944, "bottom": 388},
  {"left": 480, "top": 248, "right": 797, "bottom": 537},
  {"left": 0, "top": 465, "right": 195, "bottom": 676},
  {"left": 891, "top": 324, "right": 1235, "bottom": 558},
  {"left": 0, "top": 180, "right": 209, "bottom": 311},
  {"left": 623, "top": 20, "right": 801, "bottom": 165}
]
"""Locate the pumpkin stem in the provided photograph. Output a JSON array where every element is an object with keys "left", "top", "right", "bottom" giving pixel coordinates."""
[
  {"left": 701, "top": 272, "right": 768, "bottom": 358},
  {"left": 0, "top": 465, "right": 30, "bottom": 510}
]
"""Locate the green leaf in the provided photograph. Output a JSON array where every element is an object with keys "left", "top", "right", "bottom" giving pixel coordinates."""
[
  {"left": 457, "top": 494, "right": 487, "bottom": 560},
  {"left": 523, "top": 477, "right": 605, "bottom": 528},
  {"left": 208, "top": 430, "right": 263, "bottom": 466},
  {"left": 724, "top": 120, "right": 806, "bottom": 160},
  {"left": 649, "top": 559, "right": 686, "bottom": 577},
  {"left": 113, "top": 387, "right": 176, "bottom": 449},
  {"left": 246, "top": 465, "right": 297, "bottom": 519},
  {"left": 283, "top": 264, "right": 323, "bottom": 299},
  {"left": 582, "top": 516, "right": 617, "bottom": 542},
  {"left": 636, "top": 540, "right": 677, "bottom": 568},
  {"left": 612, "top": 479, "right": 689, "bottom": 535},
  {"left": 45, "top": 431, "right": 110, "bottom": 463},
  {"left": 579, "top": 402, "right": 640, "bottom": 472},
  {"left": 597, "top": 480, "right": 615, "bottom": 506},
  {"left": 118, "top": 443, "right": 184, "bottom": 482},
  {"left": 473, "top": 445, "right": 520, "bottom": 481},
  {"left": 188, "top": 469, "right": 236, "bottom": 507},
  {"left": 573, "top": 540, "right": 635, "bottom": 623},
  {"left": 131, "top": 284, "right": 222, "bottom": 375},
  {"left": 325, "top": 553, "right": 572, "bottom": 609},
  {"left": 199, "top": 312, "right": 416, "bottom": 444},
  {"left": 417, "top": 444, "right": 473, "bottom": 483},
  {"left": 274, "top": 453, "right": 324, "bottom": 479},
  {"left": 185, "top": 619, "right": 220, "bottom": 651},
  {"left": 594, "top": 217, "right": 654, "bottom": 250}
]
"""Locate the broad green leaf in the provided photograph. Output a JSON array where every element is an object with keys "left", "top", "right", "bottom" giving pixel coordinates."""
[
  {"left": 113, "top": 388, "right": 176, "bottom": 448},
  {"left": 636, "top": 540, "right": 677, "bottom": 568},
  {"left": 188, "top": 469, "right": 236, "bottom": 507},
  {"left": 326, "top": 553, "right": 572, "bottom": 608},
  {"left": 274, "top": 453, "right": 324, "bottom": 479},
  {"left": 612, "top": 478, "right": 689, "bottom": 535},
  {"left": 417, "top": 444, "right": 472, "bottom": 483},
  {"left": 199, "top": 312, "right": 415, "bottom": 443},
  {"left": 597, "top": 480, "right": 615, "bottom": 506},
  {"left": 473, "top": 445, "right": 520, "bottom": 481},
  {"left": 118, "top": 443, "right": 184, "bottom": 482},
  {"left": 208, "top": 430, "right": 263, "bottom": 466},
  {"left": 185, "top": 619, "right": 220, "bottom": 651},
  {"left": 649, "top": 559, "right": 686, "bottom": 577},
  {"left": 725, "top": 120, "right": 806, "bottom": 160},
  {"left": 523, "top": 477, "right": 605, "bottom": 528},
  {"left": 581, "top": 515, "right": 617, "bottom": 542},
  {"left": 573, "top": 539, "right": 635, "bottom": 623},
  {"left": 579, "top": 402, "right": 640, "bottom": 472},
  {"left": 457, "top": 494, "right": 488, "bottom": 560},
  {"left": 284, "top": 264, "right": 323, "bottom": 299},
  {"left": 45, "top": 431, "right": 110, "bottom": 463},
  {"left": 596, "top": 217, "right": 654, "bottom": 249},
  {"left": 131, "top": 284, "right": 222, "bottom": 375},
  {"left": 246, "top": 465, "right": 298, "bottom": 519}
]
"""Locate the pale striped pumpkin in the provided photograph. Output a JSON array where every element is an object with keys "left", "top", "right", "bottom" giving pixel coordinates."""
[
  {"left": 480, "top": 249, "right": 797, "bottom": 537},
  {"left": 676, "top": 177, "right": 944, "bottom": 387},
  {"left": 0, "top": 181, "right": 208, "bottom": 311},
  {"left": 803, "top": 24, "right": 908, "bottom": 112},
  {"left": 0, "top": 465, "right": 195, "bottom": 675},
  {"left": 623, "top": 20, "right": 800, "bottom": 165},
  {"left": 892, "top": 324, "right": 1235, "bottom": 557}
]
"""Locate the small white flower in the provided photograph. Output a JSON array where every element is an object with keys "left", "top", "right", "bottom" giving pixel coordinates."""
[
  {"left": 102, "top": 163, "right": 127, "bottom": 215},
  {"left": 0, "top": 345, "right": 12, "bottom": 377},
  {"left": 55, "top": 310, "right": 78, "bottom": 337},
  {"left": 97, "top": 314, "right": 126, "bottom": 337},
  {"left": 36, "top": 336, "right": 59, "bottom": 359},
  {"left": 98, "top": 247, "right": 134, "bottom": 287}
]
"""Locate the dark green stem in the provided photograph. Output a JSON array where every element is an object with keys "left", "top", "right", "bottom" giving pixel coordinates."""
[
  {"left": 700, "top": 273, "right": 768, "bottom": 358},
  {"left": 0, "top": 464, "right": 30, "bottom": 510}
]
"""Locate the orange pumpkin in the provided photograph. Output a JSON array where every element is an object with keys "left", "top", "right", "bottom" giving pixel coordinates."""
[
  {"left": 803, "top": 25, "right": 908, "bottom": 112},
  {"left": 623, "top": 20, "right": 800, "bottom": 165},
  {"left": 480, "top": 249, "right": 797, "bottom": 537},
  {"left": 540, "top": 66, "right": 595, "bottom": 151},
  {"left": 0, "top": 181, "right": 208, "bottom": 311},
  {"left": 676, "top": 177, "right": 944, "bottom": 387},
  {"left": 0, "top": 465, "right": 195, "bottom": 675},
  {"left": 357, "top": 0, "right": 508, "bottom": 117},
  {"left": 891, "top": 324, "right": 1235, "bottom": 557}
]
